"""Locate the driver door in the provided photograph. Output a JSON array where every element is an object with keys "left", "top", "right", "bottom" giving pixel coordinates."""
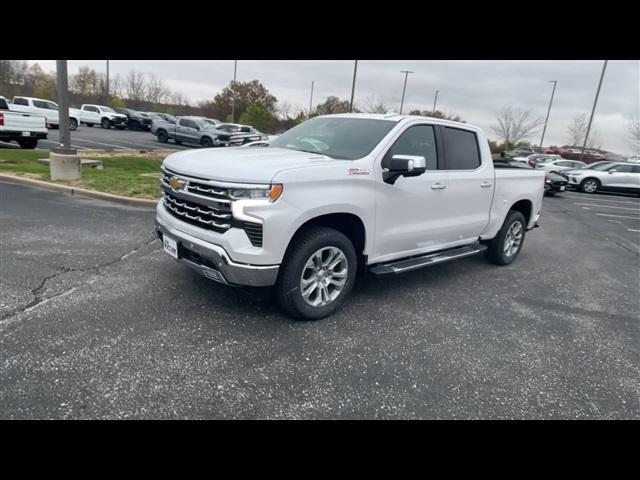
[{"left": 373, "top": 123, "right": 452, "bottom": 262}]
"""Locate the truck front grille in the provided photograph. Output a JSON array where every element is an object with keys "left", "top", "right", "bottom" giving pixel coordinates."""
[{"left": 163, "top": 191, "right": 231, "bottom": 232}]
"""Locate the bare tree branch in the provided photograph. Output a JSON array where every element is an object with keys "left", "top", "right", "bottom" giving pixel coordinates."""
[
  {"left": 629, "top": 116, "right": 640, "bottom": 154},
  {"left": 490, "top": 105, "right": 543, "bottom": 148},
  {"left": 567, "top": 113, "right": 601, "bottom": 149}
]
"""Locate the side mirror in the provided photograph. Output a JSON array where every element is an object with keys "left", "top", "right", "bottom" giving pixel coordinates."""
[
  {"left": 608, "top": 169, "right": 616, "bottom": 174},
  {"left": 382, "top": 155, "right": 427, "bottom": 185}
]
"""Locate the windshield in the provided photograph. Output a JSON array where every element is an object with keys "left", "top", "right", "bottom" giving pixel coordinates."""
[
  {"left": 101, "top": 106, "right": 116, "bottom": 113},
  {"left": 270, "top": 117, "right": 397, "bottom": 160}
]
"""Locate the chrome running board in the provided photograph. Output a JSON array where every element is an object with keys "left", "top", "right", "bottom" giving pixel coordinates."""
[{"left": 369, "top": 243, "right": 487, "bottom": 275}]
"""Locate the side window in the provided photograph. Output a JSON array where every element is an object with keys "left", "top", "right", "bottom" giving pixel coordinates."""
[
  {"left": 33, "top": 100, "right": 48, "bottom": 109},
  {"left": 614, "top": 165, "right": 633, "bottom": 173},
  {"left": 632, "top": 166, "right": 640, "bottom": 174},
  {"left": 14, "top": 97, "right": 28, "bottom": 106},
  {"left": 441, "top": 127, "right": 481, "bottom": 170},
  {"left": 383, "top": 125, "right": 438, "bottom": 170},
  {"left": 179, "top": 119, "right": 196, "bottom": 128},
  {"left": 86, "top": 106, "right": 98, "bottom": 113}
]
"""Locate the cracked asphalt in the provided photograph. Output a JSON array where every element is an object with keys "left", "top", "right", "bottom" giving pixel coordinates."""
[{"left": 1, "top": 181, "right": 638, "bottom": 419}]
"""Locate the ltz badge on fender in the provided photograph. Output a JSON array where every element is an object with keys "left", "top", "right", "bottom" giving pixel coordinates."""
[{"left": 348, "top": 168, "right": 370, "bottom": 176}]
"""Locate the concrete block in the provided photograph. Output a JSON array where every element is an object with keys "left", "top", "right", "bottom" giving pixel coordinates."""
[{"left": 49, "top": 152, "right": 81, "bottom": 181}]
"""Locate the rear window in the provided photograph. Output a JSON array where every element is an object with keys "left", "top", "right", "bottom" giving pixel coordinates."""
[{"left": 442, "top": 127, "right": 481, "bottom": 170}]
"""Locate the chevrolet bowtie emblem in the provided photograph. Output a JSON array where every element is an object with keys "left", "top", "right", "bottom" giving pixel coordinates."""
[{"left": 169, "top": 176, "right": 186, "bottom": 191}]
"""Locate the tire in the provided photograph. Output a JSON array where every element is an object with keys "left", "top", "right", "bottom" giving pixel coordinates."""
[
  {"left": 101, "top": 118, "right": 111, "bottom": 129},
  {"left": 485, "top": 210, "right": 527, "bottom": 266},
  {"left": 17, "top": 138, "right": 38, "bottom": 149},
  {"left": 200, "top": 137, "right": 213, "bottom": 148},
  {"left": 274, "top": 226, "right": 357, "bottom": 320},
  {"left": 580, "top": 178, "right": 600, "bottom": 194},
  {"left": 157, "top": 130, "right": 168, "bottom": 143},
  {"left": 131, "top": 122, "right": 140, "bottom": 131},
  {"left": 69, "top": 118, "right": 78, "bottom": 131}
]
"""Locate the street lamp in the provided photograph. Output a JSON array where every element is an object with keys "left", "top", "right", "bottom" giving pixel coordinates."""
[
  {"left": 539, "top": 80, "right": 557, "bottom": 148},
  {"left": 581, "top": 60, "right": 608, "bottom": 156},
  {"left": 432, "top": 90, "right": 439, "bottom": 114},
  {"left": 309, "top": 80, "right": 315, "bottom": 116},
  {"left": 349, "top": 60, "right": 358, "bottom": 113},
  {"left": 399, "top": 70, "right": 413, "bottom": 115},
  {"left": 231, "top": 60, "right": 237, "bottom": 123}
]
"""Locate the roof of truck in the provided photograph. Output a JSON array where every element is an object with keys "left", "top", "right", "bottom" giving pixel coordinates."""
[{"left": 320, "top": 113, "right": 477, "bottom": 130}]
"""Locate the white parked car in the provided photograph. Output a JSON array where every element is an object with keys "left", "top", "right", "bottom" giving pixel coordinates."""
[
  {"left": 79, "top": 104, "right": 128, "bottom": 129},
  {"left": 535, "top": 158, "right": 587, "bottom": 173},
  {"left": 10, "top": 96, "right": 81, "bottom": 130},
  {"left": 566, "top": 162, "right": 640, "bottom": 195},
  {"left": 0, "top": 96, "right": 47, "bottom": 148}
]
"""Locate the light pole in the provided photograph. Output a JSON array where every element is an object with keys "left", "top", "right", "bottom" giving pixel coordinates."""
[
  {"left": 581, "top": 60, "right": 608, "bottom": 156},
  {"left": 309, "top": 80, "right": 314, "bottom": 117},
  {"left": 231, "top": 60, "right": 237, "bottom": 122},
  {"left": 106, "top": 60, "right": 110, "bottom": 101},
  {"left": 432, "top": 90, "right": 439, "bottom": 114},
  {"left": 349, "top": 60, "right": 358, "bottom": 113},
  {"left": 539, "top": 80, "right": 557, "bottom": 148},
  {"left": 55, "top": 60, "right": 74, "bottom": 155},
  {"left": 399, "top": 70, "right": 413, "bottom": 114}
]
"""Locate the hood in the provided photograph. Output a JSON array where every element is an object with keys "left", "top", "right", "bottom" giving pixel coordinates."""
[{"left": 163, "top": 147, "right": 347, "bottom": 183}]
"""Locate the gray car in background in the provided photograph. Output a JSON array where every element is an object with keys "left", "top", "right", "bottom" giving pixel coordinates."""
[
  {"left": 154, "top": 116, "right": 244, "bottom": 148},
  {"left": 567, "top": 162, "right": 640, "bottom": 195}
]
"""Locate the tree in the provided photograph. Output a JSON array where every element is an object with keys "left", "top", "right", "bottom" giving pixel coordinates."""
[
  {"left": 210, "top": 80, "right": 277, "bottom": 122},
  {"left": 409, "top": 109, "right": 465, "bottom": 123},
  {"left": 566, "top": 113, "right": 601, "bottom": 149},
  {"left": 239, "top": 103, "right": 274, "bottom": 132},
  {"left": 145, "top": 73, "right": 171, "bottom": 105},
  {"left": 364, "top": 95, "right": 395, "bottom": 114},
  {"left": 491, "top": 105, "right": 543, "bottom": 149},
  {"left": 314, "top": 96, "right": 351, "bottom": 115},
  {"left": 71, "top": 66, "right": 101, "bottom": 96},
  {"left": 629, "top": 117, "right": 640, "bottom": 154},
  {"left": 123, "top": 70, "right": 147, "bottom": 106}
]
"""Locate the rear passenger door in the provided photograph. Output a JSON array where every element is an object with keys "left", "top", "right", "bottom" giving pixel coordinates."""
[
  {"left": 176, "top": 118, "right": 198, "bottom": 143},
  {"left": 438, "top": 126, "right": 493, "bottom": 241},
  {"left": 607, "top": 164, "right": 640, "bottom": 190}
]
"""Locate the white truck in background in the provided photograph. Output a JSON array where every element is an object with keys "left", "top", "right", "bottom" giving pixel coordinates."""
[
  {"left": 10, "top": 96, "right": 81, "bottom": 130},
  {"left": 155, "top": 113, "right": 545, "bottom": 320},
  {"left": 0, "top": 96, "right": 47, "bottom": 149}
]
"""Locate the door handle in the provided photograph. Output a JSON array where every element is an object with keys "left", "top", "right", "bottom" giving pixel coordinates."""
[
  {"left": 480, "top": 181, "right": 492, "bottom": 188},
  {"left": 431, "top": 183, "right": 446, "bottom": 190}
]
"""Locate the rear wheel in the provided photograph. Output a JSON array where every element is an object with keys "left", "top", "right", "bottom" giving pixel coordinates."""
[
  {"left": 580, "top": 178, "right": 600, "bottom": 194},
  {"left": 17, "top": 138, "right": 38, "bottom": 149},
  {"left": 274, "top": 226, "right": 357, "bottom": 320},
  {"left": 69, "top": 118, "right": 78, "bottom": 131},
  {"left": 486, "top": 210, "right": 526, "bottom": 266}
]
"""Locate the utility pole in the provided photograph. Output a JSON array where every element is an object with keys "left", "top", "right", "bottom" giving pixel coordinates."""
[
  {"left": 231, "top": 60, "right": 237, "bottom": 122},
  {"left": 539, "top": 80, "right": 557, "bottom": 148},
  {"left": 432, "top": 90, "right": 439, "bottom": 114},
  {"left": 309, "top": 80, "right": 314, "bottom": 117},
  {"left": 106, "top": 60, "right": 110, "bottom": 101},
  {"left": 581, "top": 60, "right": 608, "bottom": 156},
  {"left": 399, "top": 70, "right": 413, "bottom": 114},
  {"left": 55, "top": 60, "right": 74, "bottom": 154},
  {"left": 349, "top": 60, "right": 358, "bottom": 113}
]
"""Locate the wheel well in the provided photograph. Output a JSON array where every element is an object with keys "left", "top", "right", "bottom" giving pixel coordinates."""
[
  {"left": 289, "top": 213, "right": 366, "bottom": 264},
  {"left": 510, "top": 199, "right": 532, "bottom": 225}
]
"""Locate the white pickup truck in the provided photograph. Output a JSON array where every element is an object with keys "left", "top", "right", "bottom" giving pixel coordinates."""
[
  {"left": 78, "top": 104, "right": 128, "bottom": 129},
  {"left": 0, "top": 96, "right": 47, "bottom": 148},
  {"left": 155, "top": 114, "right": 545, "bottom": 320},
  {"left": 10, "top": 96, "right": 82, "bottom": 130}
]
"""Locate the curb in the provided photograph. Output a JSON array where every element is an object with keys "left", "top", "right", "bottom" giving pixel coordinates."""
[{"left": 0, "top": 173, "right": 159, "bottom": 208}]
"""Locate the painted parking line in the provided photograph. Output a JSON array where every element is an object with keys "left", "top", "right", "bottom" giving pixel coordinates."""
[
  {"left": 39, "top": 140, "right": 89, "bottom": 150},
  {"left": 563, "top": 194, "right": 640, "bottom": 205},
  {"left": 628, "top": 229, "right": 640, "bottom": 232},
  {"left": 576, "top": 202, "right": 640, "bottom": 211},
  {"left": 594, "top": 213, "right": 640, "bottom": 220}
]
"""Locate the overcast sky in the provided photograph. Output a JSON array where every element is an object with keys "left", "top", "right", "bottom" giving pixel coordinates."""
[{"left": 31, "top": 60, "right": 640, "bottom": 155}]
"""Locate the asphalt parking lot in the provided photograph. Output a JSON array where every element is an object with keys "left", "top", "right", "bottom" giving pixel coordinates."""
[
  {"left": 1, "top": 125, "right": 187, "bottom": 152},
  {"left": 0, "top": 181, "right": 638, "bottom": 419}
]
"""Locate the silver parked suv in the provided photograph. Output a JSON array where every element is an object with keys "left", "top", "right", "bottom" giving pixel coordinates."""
[{"left": 566, "top": 162, "right": 640, "bottom": 195}]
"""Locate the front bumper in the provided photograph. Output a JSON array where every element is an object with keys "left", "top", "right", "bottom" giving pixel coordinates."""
[{"left": 155, "top": 215, "right": 279, "bottom": 287}]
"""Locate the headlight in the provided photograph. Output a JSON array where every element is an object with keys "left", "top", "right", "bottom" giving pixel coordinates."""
[{"left": 229, "top": 184, "right": 283, "bottom": 202}]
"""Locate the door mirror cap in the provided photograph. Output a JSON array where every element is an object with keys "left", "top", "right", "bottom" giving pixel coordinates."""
[
  {"left": 382, "top": 155, "right": 427, "bottom": 185},
  {"left": 608, "top": 169, "right": 616, "bottom": 173}
]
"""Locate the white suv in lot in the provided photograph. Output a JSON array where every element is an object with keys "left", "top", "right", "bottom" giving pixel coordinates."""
[
  {"left": 567, "top": 162, "right": 640, "bottom": 195},
  {"left": 10, "top": 96, "right": 82, "bottom": 130},
  {"left": 79, "top": 104, "right": 128, "bottom": 129}
]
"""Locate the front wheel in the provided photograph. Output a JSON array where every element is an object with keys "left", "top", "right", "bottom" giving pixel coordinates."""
[
  {"left": 274, "top": 226, "right": 357, "bottom": 320},
  {"left": 101, "top": 118, "right": 111, "bottom": 129},
  {"left": 200, "top": 137, "right": 212, "bottom": 148},
  {"left": 580, "top": 178, "right": 600, "bottom": 194},
  {"left": 485, "top": 210, "right": 526, "bottom": 265},
  {"left": 157, "top": 130, "right": 168, "bottom": 143},
  {"left": 69, "top": 118, "right": 78, "bottom": 131}
]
